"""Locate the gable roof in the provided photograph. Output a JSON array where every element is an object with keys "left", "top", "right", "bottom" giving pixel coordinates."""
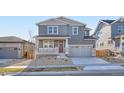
[
  {"left": 56, "top": 16, "right": 86, "bottom": 26},
  {"left": 94, "top": 20, "right": 115, "bottom": 35},
  {"left": 101, "top": 20, "right": 115, "bottom": 24},
  {"left": 111, "top": 17, "right": 124, "bottom": 24},
  {"left": 36, "top": 16, "right": 86, "bottom": 26},
  {"left": 36, "top": 18, "right": 68, "bottom": 25},
  {"left": 0, "top": 36, "right": 33, "bottom": 44}
]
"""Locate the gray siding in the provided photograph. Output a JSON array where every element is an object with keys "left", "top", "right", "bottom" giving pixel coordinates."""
[
  {"left": 111, "top": 22, "right": 124, "bottom": 37},
  {"left": 38, "top": 25, "right": 89, "bottom": 44},
  {"left": 38, "top": 25, "right": 68, "bottom": 35},
  {"left": 38, "top": 25, "right": 47, "bottom": 35},
  {"left": 68, "top": 26, "right": 85, "bottom": 44}
]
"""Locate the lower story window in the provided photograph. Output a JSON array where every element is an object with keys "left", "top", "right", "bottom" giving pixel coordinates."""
[
  {"left": 43, "top": 40, "right": 54, "bottom": 48},
  {"left": 108, "top": 40, "right": 113, "bottom": 44},
  {"left": 122, "top": 43, "right": 124, "bottom": 46}
]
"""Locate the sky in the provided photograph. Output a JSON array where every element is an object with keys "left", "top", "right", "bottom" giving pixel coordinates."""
[{"left": 0, "top": 16, "right": 120, "bottom": 41}]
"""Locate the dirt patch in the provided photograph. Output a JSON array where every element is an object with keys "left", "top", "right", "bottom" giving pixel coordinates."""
[
  {"left": 102, "top": 57, "right": 124, "bottom": 64},
  {"left": 13, "top": 56, "right": 73, "bottom": 66}
]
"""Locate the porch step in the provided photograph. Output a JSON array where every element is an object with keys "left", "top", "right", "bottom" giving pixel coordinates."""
[{"left": 57, "top": 53, "right": 68, "bottom": 59}]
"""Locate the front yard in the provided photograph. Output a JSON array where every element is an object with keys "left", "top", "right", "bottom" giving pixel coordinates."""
[
  {"left": 102, "top": 57, "right": 124, "bottom": 64},
  {"left": 13, "top": 56, "right": 73, "bottom": 66},
  {"left": 0, "top": 56, "right": 78, "bottom": 75},
  {"left": 0, "top": 67, "right": 78, "bottom": 73}
]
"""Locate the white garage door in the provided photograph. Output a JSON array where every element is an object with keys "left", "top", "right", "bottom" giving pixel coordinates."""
[{"left": 69, "top": 46, "right": 92, "bottom": 57}]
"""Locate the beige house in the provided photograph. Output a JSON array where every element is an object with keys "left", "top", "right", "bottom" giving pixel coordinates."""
[{"left": 94, "top": 20, "right": 115, "bottom": 51}]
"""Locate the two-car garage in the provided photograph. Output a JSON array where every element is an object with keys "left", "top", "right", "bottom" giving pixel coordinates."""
[{"left": 69, "top": 45, "right": 94, "bottom": 57}]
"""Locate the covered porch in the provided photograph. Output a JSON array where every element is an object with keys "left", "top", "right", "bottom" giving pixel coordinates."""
[
  {"left": 113, "top": 35, "right": 124, "bottom": 53},
  {"left": 35, "top": 36, "right": 70, "bottom": 56}
]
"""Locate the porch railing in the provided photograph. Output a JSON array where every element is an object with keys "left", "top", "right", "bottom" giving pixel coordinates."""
[{"left": 38, "top": 48, "right": 59, "bottom": 55}]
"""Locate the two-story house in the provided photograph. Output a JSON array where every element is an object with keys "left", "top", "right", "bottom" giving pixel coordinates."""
[
  {"left": 94, "top": 17, "right": 124, "bottom": 55},
  {"left": 94, "top": 20, "right": 115, "bottom": 51},
  {"left": 111, "top": 17, "right": 124, "bottom": 55},
  {"left": 35, "top": 17, "right": 96, "bottom": 57}
]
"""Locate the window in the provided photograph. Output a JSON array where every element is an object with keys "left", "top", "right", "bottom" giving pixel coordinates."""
[
  {"left": 14, "top": 48, "right": 18, "bottom": 50},
  {"left": 54, "top": 27, "right": 58, "bottom": 34},
  {"left": 43, "top": 41, "right": 49, "bottom": 48},
  {"left": 72, "top": 27, "right": 78, "bottom": 35},
  {"left": 100, "top": 43, "right": 104, "bottom": 46},
  {"left": 117, "top": 25, "right": 123, "bottom": 33},
  {"left": 43, "top": 40, "right": 54, "bottom": 48},
  {"left": 48, "top": 27, "right": 52, "bottom": 34},
  {"left": 49, "top": 41, "right": 54, "bottom": 48},
  {"left": 122, "top": 43, "right": 124, "bottom": 46},
  {"left": 48, "top": 26, "right": 58, "bottom": 34},
  {"left": 84, "top": 31, "right": 89, "bottom": 36},
  {"left": 108, "top": 40, "right": 113, "bottom": 44}
]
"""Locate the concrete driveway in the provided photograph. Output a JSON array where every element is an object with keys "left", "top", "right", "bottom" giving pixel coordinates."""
[
  {"left": 0, "top": 59, "right": 13, "bottom": 63},
  {"left": 71, "top": 57, "right": 124, "bottom": 70},
  {"left": 71, "top": 57, "right": 108, "bottom": 65}
]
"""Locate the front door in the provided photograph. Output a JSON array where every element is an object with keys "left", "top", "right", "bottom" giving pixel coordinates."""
[{"left": 59, "top": 40, "right": 64, "bottom": 53}]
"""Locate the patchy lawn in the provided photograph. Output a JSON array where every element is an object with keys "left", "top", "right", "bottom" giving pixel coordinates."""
[
  {"left": 0, "top": 67, "right": 78, "bottom": 73},
  {"left": 13, "top": 56, "right": 73, "bottom": 66},
  {"left": 0, "top": 68, "right": 24, "bottom": 73}
]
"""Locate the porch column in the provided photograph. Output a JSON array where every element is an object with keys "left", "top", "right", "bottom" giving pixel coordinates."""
[
  {"left": 65, "top": 38, "right": 69, "bottom": 54},
  {"left": 120, "top": 36, "right": 123, "bottom": 52},
  {"left": 35, "top": 38, "right": 39, "bottom": 59}
]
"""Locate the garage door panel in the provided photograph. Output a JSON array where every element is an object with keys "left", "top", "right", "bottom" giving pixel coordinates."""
[
  {"left": 0, "top": 47, "right": 18, "bottom": 59},
  {"left": 69, "top": 46, "right": 92, "bottom": 57}
]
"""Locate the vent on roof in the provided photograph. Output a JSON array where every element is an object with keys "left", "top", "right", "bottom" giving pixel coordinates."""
[{"left": 120, "top": 18, "right": 124, "bottom": 22}]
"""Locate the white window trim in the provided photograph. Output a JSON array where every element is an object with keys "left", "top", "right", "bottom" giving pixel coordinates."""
[
  {"left": 84, "top": 31, "right": 89, "bottom": 36},
  {"left": 72, "top": 26, "right": 79, "bottom": 35},
  {"left": 47, "top": 26, "right": 58, "bottom": 35}
]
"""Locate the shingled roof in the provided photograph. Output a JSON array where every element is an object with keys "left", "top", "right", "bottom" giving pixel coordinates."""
[
  {"left": 36, "top": 16, "right": 87, "bottom": 26},
  {"left": 56, "top": 16, "right": 86, "bottom": 26},
  {"left": 0, "top": 36, "right": 33, "bottom": 44}
]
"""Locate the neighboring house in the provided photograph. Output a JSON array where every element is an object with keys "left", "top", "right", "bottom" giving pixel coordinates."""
[
  {"left": 94, "top": 17, "right": 124, "bottom": 55},
  {"left": 111, "top": 17, "right": 124, "bottom": 55},
  {"left": 35, "top": 17, "right": 96, "bottom": 57},
  {"left": 0, "top": 36, "right": 35, "bottom": 59},
  {"left": 94, "top": 20, "right": 115, "bottom": 51}
]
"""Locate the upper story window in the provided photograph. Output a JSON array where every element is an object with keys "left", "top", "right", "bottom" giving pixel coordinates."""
[
  {"left": 72, "top": 27, "right": 79, "bottom": 35},
  {"left": 48, "top": 26, "right": 58, "bottom": 34},
  {"left": 117, "top": 25, "right": 123, "bottom": 34},
  {"left": 84, "top": 31, "right": 89, "bottom": 36}
]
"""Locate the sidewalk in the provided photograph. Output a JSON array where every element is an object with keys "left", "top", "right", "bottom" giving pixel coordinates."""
[
  {"left": 13, "top": 70, "right": 124, "bottom": 76},
  {"left": 4, "top": 63, "right": 124, "bottom": 69}
]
